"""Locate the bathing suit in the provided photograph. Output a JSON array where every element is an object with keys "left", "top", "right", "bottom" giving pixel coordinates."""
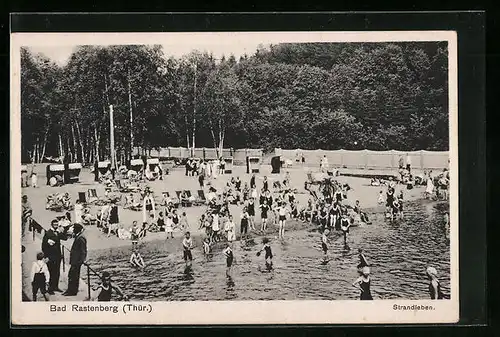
[
  {"left": 97, "top": 284, "right": 112, "bottom": 301},
  {"left": 260, "top": 204, "right": 269, "bottom": 219},
  {"left": 225, "top": 249, "right": 234, "bottom": 267},
  {"left": 240, "top": 216, "right": 248, "bottom": 234},
  {"left": 340, "top": 218, "right": 350, "bottom": 233},
  {"left": 360, "top": 278, "right": 373, "bottom": 300},
  {"left": 248, "top": 202, "right": 255, "bottom": 216},
  {"left": 145, "top": 197, "right": 153, "bottom": 211},
  {"left": 264, "top": 245, "right": 273, "bottom": 259},
  {"left": 357, "top": 254, "right": 368, "bottom": 269}
]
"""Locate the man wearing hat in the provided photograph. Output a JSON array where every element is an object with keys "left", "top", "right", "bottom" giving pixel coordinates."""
[
  {"left": 63, "top": 223, "right": 87, "bottom": 296},
  {"left": 42, "top": 219, "right": 69, "bottom": 294}
]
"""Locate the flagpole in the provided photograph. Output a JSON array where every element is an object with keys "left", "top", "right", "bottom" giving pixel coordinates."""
[{"left": 109, "top": 104, "right": 116, "bottom": 170}]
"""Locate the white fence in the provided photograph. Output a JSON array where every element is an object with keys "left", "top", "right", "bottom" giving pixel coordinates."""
[{"left": 275, "top": 148, "right": 449, "bottom": 170}]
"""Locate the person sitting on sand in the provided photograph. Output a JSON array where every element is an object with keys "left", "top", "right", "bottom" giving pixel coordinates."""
[
  {"left": 377, "top": 190, "right": 385, "bottom": 205},
  {"left": 117, "top": 224, "right": 131, "bottom": 240},
  {"left": 129, "top": 247, "right": 145, "bottom": 269},
  {"left": 93, "top": 271, "right": 128, "bottom": 301},
  {"left": 370, "top": 178, "right": 381, "bottom": 186},
  {"left": 354, "top": 200, "right": 370, "bottom": 224}
]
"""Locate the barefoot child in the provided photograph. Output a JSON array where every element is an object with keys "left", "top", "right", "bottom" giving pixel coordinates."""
[
  {"left": 259, "top": 200, "right": 270, "bottom": 231},
  {"left": 224, "top": 215, "right": 236, "bottom": 242},
  {"left": 223, "top": 243, "right": 235, "bottom": 277},
  {"left": 182, "top": 231, "right": 194, "bottom": 268},
  {"left": 203, "top": 237, "right": 212, "bottom": 260},
  {"left": 93, "top": 271, "right": 128, "bottom": 301},
  {"left": 31, "top": 252, "right": 50, "bottom": 301},
  {"left": 257, "top": 237, "right": 273, "bottom": 270},
  {"left": 129, "top": 247, "right": 145, "bottom": 269},
  {"left": 321, "top": 229, "right": 330, "bottom": 260}
]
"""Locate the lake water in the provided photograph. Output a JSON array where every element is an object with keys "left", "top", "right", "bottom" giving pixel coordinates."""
[{"left": 87, "top": 200, "right": 450, "bottom": 301}]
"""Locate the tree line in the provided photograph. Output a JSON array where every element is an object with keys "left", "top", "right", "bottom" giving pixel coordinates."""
[{"left": 20, "top": 41, "right": 448, "bottom": 164}]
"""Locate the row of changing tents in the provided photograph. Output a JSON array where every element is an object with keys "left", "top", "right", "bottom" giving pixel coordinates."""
[{"left": 26, "top": 155, "right": 262, "bottom": 186}]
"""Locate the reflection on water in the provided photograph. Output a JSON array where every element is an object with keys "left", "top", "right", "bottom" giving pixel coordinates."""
[{"left": 88, "top": 200, "right": 450, "bottom": 301}]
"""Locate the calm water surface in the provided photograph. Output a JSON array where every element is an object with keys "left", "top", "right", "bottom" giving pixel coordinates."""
[{"left": 87, "top": 200, "right": 450, "bottom": 301}]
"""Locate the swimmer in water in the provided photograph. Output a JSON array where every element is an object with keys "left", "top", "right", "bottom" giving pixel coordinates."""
[
  {"left": 257, "top": 237, "right": 273, "bottom": 270},
  {"left": 352, "top": 266, "right": 373, "bottom": 300},
  {"left": 223, "top": 242, "right": 235, "bottom": 278},
  {"left": 321, "top": 229, "right": 330, "bottom": 261},
  {"left": 357, "top": 248, "right": 369, "bottom": 270},
  {"left": 426, "top": 266, "right": 447, "bottom": 299},
  {"left": 182, "top": 231, "right": 194, "bottom": 268},
  {"left": 129, "top": 247, "right": 145, "bottom": 269},
  {"left": 93, "top": 271, "right": 128, "bottom": 302}
]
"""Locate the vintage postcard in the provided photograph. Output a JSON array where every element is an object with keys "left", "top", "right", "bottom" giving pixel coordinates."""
[{"left": 11, "top": 30, "right": 458, "bottom": 325}]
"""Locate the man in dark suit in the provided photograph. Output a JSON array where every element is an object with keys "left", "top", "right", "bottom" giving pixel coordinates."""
[
  {"left": 41, "top": 219, "right": 69, "bottom": 294},
  {"left": 63, "top": 223, "right": 87, "bottom": 296}
]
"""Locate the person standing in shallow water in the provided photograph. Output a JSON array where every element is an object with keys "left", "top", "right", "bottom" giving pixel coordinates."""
[
  {"left": 353, "top": 267, "right": 373, "bottom": 300},
  {"left": 93, "top": 271, "right": 128, "bottom": 301},
  {"left": 426, "top": 266, "right": 447, "bottom": 299}
]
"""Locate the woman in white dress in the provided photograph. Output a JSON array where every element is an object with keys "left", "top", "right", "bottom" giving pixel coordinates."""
[
  {"left": 212, "top": 159, "right": 219, "bottom": 179},
  {"left": 165, "top": 214, "right": 174, "bottom": 239},
  {"left": 425, "top": 172, "right": 434, "bottom": 199},
  {"left": 74, "top": 200, "right": 84, "bottom": 225},
  {"left": 224, "top": 215, "right": 236, "bottom": 242}
]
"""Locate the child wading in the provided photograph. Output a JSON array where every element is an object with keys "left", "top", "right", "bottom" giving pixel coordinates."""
[
  {"left": 340, "top": 213, "right": 351, "bottom": 245},
  {"left": 353, "top": 266, "right": 373, "bottom": 300},
  {"left": 426, "top": 266, "right": 448, "bottom": 299},
  {"left": 182, "top": 231, "right": 194, "bottom": 268},
  {"left": 93, "top": 271, "right": 127, "bottom": 301},
  {"left": 257, "top": 237, "right": 273, "bottom": 271},
  {"left": 31, "top": 252, "right": 50, "bottom": 301},
  {"left": 129, "top": 247, "right": 145, "bottom": 269},
  {"left": 321, "top": 229, "right": 330, "bottom": 261},
  {"left": 223, "top": 243, "right": 235, "bottom": 277}
]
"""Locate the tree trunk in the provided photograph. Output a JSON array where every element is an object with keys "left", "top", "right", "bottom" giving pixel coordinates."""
[
  {"left": 71, "top": 123, "right": 78, "bottom": 162},
  {"left": 67, "top": 137, "right": 72, "bottom": 162},
  {"left": 127, "top": 69, "right": 134, "bottom": 162},
  {"left": 58, "top": 133, "right": 64, "bottom": 159},
  {"left": 33, "top": 141, "right": 38, "bottom": 164},
  {"left": 94, "top": 124, "right": 100, "bottom": 162},
  {"left": 208, "top": 122, "right": 218, "bottom": 153},
  {"left": 185, "top": 114, "right": 191, "bottom": 150},
  {"left": 192, "top": 63, "right": 197, "bottom": 156},
  {"left": 40, "top": 127, "right": 49, "bottom": 164},
  {"left": 75, "top": 121, "right": 85, "bottom": 165}
]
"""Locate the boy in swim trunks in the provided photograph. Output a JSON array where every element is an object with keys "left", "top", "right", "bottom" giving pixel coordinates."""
[
  {"left": 223, "top": 243, "right": 235, "bottom": 277},
  {"left": 257, "top": 237, "right": 273, "bottom": 270},
  {"left": 182, "top": 231, "right": 194, "bottom": 268}
]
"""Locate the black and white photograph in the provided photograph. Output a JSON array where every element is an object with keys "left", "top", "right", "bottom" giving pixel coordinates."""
[{"left": 11, "top": 30, "right": 458, "bottom": 325}]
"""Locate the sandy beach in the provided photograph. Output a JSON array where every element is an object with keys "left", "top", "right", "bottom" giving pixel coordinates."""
[{"left": 22, "top": 164, "right": 426, "bottom": 252}]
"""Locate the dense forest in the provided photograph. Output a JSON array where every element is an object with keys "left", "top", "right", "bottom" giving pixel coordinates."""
[{"left": 20, "top": 42, "right": 448, "bottom": 164}]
